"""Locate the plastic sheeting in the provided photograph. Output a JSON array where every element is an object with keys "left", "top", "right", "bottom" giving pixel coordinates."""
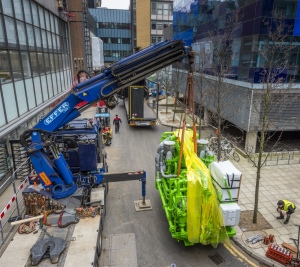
[{"left": 175, "top": 129, "right": 229, "bottom": 247}]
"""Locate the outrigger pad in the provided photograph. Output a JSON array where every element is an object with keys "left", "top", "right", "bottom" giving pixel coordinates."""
[{"left": 30, "top": 237, "right": 66, "bottom": 265}]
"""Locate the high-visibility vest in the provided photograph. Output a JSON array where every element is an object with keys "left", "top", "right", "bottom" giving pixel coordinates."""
[{"left": 283, "top": 199, "right": 295, "bottom": 211}]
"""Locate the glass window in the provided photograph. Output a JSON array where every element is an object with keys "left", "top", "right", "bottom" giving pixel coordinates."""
[
  {"left": 56, "top": 35, "right": 60, "bottom": 50},
  {"left": 17, "top": 21, "right": 27, "bottom": 49},
  {"left": 38, "top": 5, "right": 45, "bottom": 29},
  {"left": 46, "top": 73, "right": 53, "bottom": 97},
  {"left": 10, "top": 51, "right": 23, "bottom": 80},
  {"left": 26, "top": 24, "right": 35, "bottom": 48},
  {"left": 50, "top": 53, "right": 55, "bottom": 72},
  {"left": 13, "top": 0, "right": 24, "bottom": 21},
  {"left": 44, "top": 53, "right": 52, "bottom": 73},
  {"left": 33, "top": 76, "right": 42, "bottom": 104},
  {"left": 274, "top": 0, "right": 296, "bottom": 18},
  {"left": 47, "top": 32, "right": 53, "bottom": 50},
  {"left": 2, "top": 0, "right": 13, "bottom": 16},
  {"left": 157, "top": 37, "right": 162, "bottom": 42},
  {"left": 30, "top": 52, "right": 39, "bottom": 76},
  {"left": 151, "top": 23, "right": 156, "bottom": 30},
  {"left": 50, "top": 13, "right": 55, "bottom": 33},
  {"left": 57, "top": 54, "right": 63, "bottom": 71},
  {"left": 40, "top": 75, "right": 48, "bottom": 101},
  {"left": 25, "top": 78, "right": 36, "bottom": 109},
  {"left": 54, "top": 53, "right": 59, "bottom": 71},
  {"left": 2, "top": 83, "right": 18, "bottom": 122},
  {"left": 31, "top": 2, "right": 39, "bottom": 27},
  {"left": 57, "top": 73, "right": 62, "bottom": 93},
  {"left": 5, "top": 16, "right": 17, "bottom": 48},
  {"left": 0, "top": 50, "right": 12, "bottom": 82},
  {"left": 23, "top": 0, "right": 32, "bottom": 24},
  {"left": 0, "top": 93, "right": 5, "bottom": 127},
  {"left": 122, "top": 38, "right": 131, "bottom": 44},
  {"left": 14, "top": 80, "right": 28, "bottom": 115},
  {"left": 41, "top": 30, "right": 48, "bottom": 49},
  {"left": 54, "top": 17, "right": 58, "bottom": 33},
  {"left": 151, "top": 37, "right": 156, "bottom": 44},
  {"left": 0, "top": 15, "right": 5, "bottom": 47},
  {"left": 37, "top": 52, "right": 45, "bottom": 74},
  {"left": 45, "top": 10, "right": 50, "bottom": 31},
  {"left": 52, "top": 73, "right": 57, "bottom": 94},
  {"left": 157, "top": 23, "right": 163, "bottom": 30},
  {"left": 111, "top": 38, "right": 118, "bottom": 44},
  {"left": 52, "top": 33, "right": 57, "bottom": 50},
  {"left": 34, "top": 27, "right": 42, "bottom": 50},
  {"left": 21, "top": 51, "right": 31, "bottom": 78}
]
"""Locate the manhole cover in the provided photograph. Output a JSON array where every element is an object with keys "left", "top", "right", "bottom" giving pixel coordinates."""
[{"left": 208, "top": 252, "right": 225, "bottom": 265}]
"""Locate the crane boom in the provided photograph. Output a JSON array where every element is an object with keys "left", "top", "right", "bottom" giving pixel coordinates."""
[{"left": 20, "top": 40, "right": 191, "bottom": 199}]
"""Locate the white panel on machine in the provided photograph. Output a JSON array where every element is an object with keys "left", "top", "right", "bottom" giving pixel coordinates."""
[{"left": 220, "top": 203, "right": 241, "bottom": 226}]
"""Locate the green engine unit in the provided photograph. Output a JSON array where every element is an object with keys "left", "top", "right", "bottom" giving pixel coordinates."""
[{"left": 155, "top": 131, "right": 236, "bottom": 247}]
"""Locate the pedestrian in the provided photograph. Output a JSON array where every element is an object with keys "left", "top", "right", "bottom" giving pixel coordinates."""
[
  {"left": 113, "top": 115, "right": 122, "bottom": 133},
  {"left": 276, "top": 199, "right": 296, "bottom": 224}
]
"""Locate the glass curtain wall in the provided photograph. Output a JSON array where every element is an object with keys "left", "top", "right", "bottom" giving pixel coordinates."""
[
  {"left": 173, "top": 0, "right": 300, "bottom": 83},
  {"left": 0, "top": 0, "right": 72, "bottom": 128}
]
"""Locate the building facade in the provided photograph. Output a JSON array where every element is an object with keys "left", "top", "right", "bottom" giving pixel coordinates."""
[
  {"left": 68, "top": 0, "right": 98, "bottom": 75},
  {"left": 131, "top": 0, "right": 174, "bottom": 50},
  {"left": 173, "top": 0, "right": 300, "bottom": 151},
  {"left": 0, "top": 0, "right": 73, "bottom": 182},
  {"left": 89, "top": 8, "right": 132, "bottom": 63}
]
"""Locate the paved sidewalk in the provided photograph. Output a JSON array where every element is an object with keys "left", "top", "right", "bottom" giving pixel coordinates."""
[{"left": 155, "top": 97, "right": 300, "bottom": 267}]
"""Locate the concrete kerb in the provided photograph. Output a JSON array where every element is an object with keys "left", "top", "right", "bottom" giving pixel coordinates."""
[{"left": 231, "top": 236, "right": 278, "bottom": 267}]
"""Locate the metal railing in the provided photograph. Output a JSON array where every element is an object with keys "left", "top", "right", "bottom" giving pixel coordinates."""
[
  {"left": 247, "top": 149, "right": 300, "bottom": 166},
  {"left": 0, "top": 158, "right": 32, "bottom": 251}
]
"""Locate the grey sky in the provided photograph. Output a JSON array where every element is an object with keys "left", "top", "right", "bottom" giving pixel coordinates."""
[{"left": 101, "top": 0, "right": 130, "bottom": 10}]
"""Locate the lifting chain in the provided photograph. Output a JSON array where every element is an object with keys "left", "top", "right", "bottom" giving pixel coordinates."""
[
  {"left": 24, "top": 193, "right": 47, "bottom": 217},
  {"left": 18, "top": 220, "right": 36, "bottom": 234},
  {"left": 76, "top": 206, "right": 99, "bottom": 219}
]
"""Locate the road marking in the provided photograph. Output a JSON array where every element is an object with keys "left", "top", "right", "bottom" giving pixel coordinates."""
[{"left": 224, "top": 243, "right": 259, "bottom": 267}]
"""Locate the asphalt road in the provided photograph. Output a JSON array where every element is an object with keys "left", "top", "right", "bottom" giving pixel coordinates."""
[{"left": 99, "top": 104, "right": 262, "bottom": 267}]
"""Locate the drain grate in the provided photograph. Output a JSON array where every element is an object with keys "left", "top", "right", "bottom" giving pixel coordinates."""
[{"left": 208, "top": 252, "right": 225, "bottom": 265}]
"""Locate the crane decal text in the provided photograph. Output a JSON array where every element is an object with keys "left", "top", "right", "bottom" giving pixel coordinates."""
[{"left": 44, "top": 102, "right": 70, "bottom": 125}]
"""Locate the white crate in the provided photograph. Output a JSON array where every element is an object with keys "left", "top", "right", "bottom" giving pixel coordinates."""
[
  {"left": 220, "top": 203, "right": 241, "bottom": 226},
  {"left": 212, "top": 179, "right": 240, "bottom": 202},
  {"left": 209, "top": 160, "right": 242, "bottom": 202}
]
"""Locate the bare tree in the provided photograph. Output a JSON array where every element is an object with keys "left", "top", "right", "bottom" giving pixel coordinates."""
[
  {"left": 193, "top": 44, "right": 213, "bottom": 139},
  {"left": 201, "top": 11, "right": 242, "bottom": 161},
  {"left": 156, "top": 67, "right": 172, "bottom": 114},
  {"left": 245, "top": 11, "right": 299, "bottom": 223},
  {"left": 170, "top": 62, "right": 186, "bottom": 123}
]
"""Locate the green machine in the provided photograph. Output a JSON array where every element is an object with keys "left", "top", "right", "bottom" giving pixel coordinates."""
[{"left": 155, "top": 130, "right": 236, "bottom": 247}]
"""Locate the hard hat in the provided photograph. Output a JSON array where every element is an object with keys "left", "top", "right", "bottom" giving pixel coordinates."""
[{"left": 277, "top": 200, "right": 284, "bottom": 206}]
